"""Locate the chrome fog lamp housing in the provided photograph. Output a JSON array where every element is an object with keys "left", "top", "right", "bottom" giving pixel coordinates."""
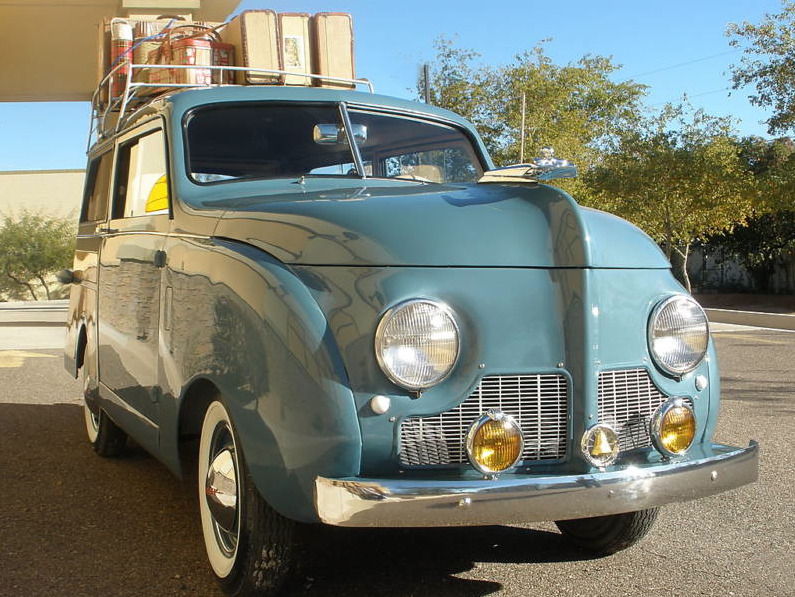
[
  {"left": 581, "top": 424, "right": 620, "bottom": 468},
  {"left": 650, "top": 398, "right": 696, "bottom": 457},
  {"left": 375, "top": 299, "right": 460, "bottom": 391},
  {"left": 648, "top": 295, "right": 709, "bottom": 376},
  {"left": 466, "top": 410, "right": 524, "bottom": 476}
]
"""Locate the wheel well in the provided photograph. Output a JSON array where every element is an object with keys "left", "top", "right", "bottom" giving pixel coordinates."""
[
  {"left": 76, "top": 326, "right": 88, "bottom": 371},
  {"left": 178, "top": 378, "right": 220, "bottom": 469}
]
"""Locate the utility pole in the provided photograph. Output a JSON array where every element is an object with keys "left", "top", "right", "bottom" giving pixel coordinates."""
[
  {"left": 423, "top": 63, "right": 431, "bottom": 104},
  {"left": 520, "top": 92, "right": 527, "bottom": 163}
]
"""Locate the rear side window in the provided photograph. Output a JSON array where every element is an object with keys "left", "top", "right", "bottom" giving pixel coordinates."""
[
  {"left": 80, "top": 153, "right": 112, "bottom": 223},
  {"left": 112, "top": 129, "right": 169, "bottom": 219}
]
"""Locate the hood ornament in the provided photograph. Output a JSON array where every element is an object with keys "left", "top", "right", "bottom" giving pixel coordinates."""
[{"left": 478, "top": 147, "right": 578, "bottom": 184}]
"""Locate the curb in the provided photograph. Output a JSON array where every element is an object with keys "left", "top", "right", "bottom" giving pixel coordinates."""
[
  {"left": 705, "top": 308, "right": 795, "bottom": 332},
  {"left": 0, "top": 300, "right": 68, "bottom": 327}
]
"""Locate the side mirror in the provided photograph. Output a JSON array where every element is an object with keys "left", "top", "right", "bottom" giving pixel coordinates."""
[
  {"left": 313, "top": 123, "right": 368, "bottom": 145},
  {"left": 56, "top": 269, "right": 82, "bottom": 285}
]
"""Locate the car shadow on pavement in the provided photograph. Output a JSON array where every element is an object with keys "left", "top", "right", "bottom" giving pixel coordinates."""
[{"left": 0, "top": 403, "right": 594, "bottom": 597}]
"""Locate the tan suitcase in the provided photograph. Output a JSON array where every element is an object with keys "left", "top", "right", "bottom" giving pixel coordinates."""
[
  {"left": 278, "top": 13, "right": 314, "bottom": 86},
  {"left": 133, "top": 18, "right": 189, "bottom": 82},
  {"left": 219, "top": 10, "right": 282, "bottom": 84},
  {"left": 312, "top": 13, "right": 355, "bottom": 89}
]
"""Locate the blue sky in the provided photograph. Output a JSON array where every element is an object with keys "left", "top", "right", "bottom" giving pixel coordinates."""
[{"left": 0, "top": 0, "right": 784, "bottom": 171}]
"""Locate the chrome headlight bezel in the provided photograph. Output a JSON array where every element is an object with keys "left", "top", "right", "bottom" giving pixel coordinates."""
[
  {"left": 580, "top": 423, "right": 620, "bottom": 469},
  {"left": 649, "top": 397, "right": 697, "bottom": 457},
  {"left": 647, "top": 295, "right": 709, "bottom": 376},
  {"left": 374, "top": 299, "right": 461, "bottom": 391},
  {"left": 465, "top": 410, "right": 524, "bottom": 476}
]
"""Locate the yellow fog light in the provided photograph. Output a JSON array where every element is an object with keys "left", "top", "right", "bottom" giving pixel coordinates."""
[
  {"left": 581, "top": 424, "right": 620, "bottom": 468},
  {"left": 651, "top": 398, "right": 696, "bottom": 457},
  {"left": 466, "top": 411, "right": 524, "bottom": 476}
]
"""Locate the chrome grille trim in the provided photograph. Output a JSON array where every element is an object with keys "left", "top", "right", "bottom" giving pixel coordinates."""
[
  {"left": 399, "top": 374, "right": 568, "bottom": 467},
  {"left": 597, "top": 368, "right": 684, "bottom": 452}
]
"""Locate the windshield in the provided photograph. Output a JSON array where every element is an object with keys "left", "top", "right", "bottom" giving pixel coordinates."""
[{"left": 185, "top": 103, "right": 484, "bottom": 184}]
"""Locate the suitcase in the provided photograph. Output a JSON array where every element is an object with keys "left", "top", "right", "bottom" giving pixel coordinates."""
[
  {"left": 147, "top": 26, "right": 234, "bottom": 87},
  {"left": 133, "top": 18, "right": 188, "bottom": 82},
  {"left": 278, "top": 13, "right": 314, "bottom": 86},
  {"left": 312, "top": 13, "right": 355, "bottom": 89},
  {"left": 220, "top": 10, "right": 282, "bottom": 84}
]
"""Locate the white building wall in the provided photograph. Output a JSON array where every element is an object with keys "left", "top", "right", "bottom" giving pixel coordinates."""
[{"left": 0, "top": 169, "right": 85, "bottom": 220}]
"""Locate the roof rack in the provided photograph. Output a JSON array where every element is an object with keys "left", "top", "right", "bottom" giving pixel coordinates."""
[{"left": 88, "top": 62, "right": 375, "bottom": 150}]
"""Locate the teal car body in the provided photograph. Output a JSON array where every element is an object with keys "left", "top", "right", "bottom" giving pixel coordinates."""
[{"left": 64, "top": 84, "right": 756, "bottom": 558}]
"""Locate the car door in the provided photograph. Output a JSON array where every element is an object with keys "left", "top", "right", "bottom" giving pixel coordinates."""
[{"left": 96, "top": 121, "right": 170, "bottom": 448}]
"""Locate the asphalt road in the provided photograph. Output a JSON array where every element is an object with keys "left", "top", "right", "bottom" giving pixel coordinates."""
[{"left": 0, "top": 325, "right": 792, "bottom": 597}]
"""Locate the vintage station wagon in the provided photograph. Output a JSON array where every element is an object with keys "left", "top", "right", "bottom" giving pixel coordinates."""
[{"left": 62, "top": 71, "right": 759, "bottom": 595}]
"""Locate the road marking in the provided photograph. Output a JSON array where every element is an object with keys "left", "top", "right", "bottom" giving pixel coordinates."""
[
  {"left": 712, "top": 333, "right": 791, "bottom": 345},
  {"left": 0, "top": 350, "right": 57, "bottom": 368}
]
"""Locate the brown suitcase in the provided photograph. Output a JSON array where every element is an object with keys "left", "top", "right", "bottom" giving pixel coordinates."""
[
  {"left": 278, "top": 13, "right": 314, "bottom": 86},
  {"left": 133, "top": 18, "right": 189, "bottom": 82},
  {"left": 312, "top": 13, "right": 355, "bottom": 89},
  {"left": 219, "top": 10, "right": 282, "bottom": 85}
]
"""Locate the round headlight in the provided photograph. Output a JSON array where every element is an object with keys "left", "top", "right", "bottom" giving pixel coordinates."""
[
  {"left": 648, "top": 296, "right": 709, "bottom": 375},
  {"left": 651, "top": 398, "right": 696, "bottom": 457},
  {"left": 375, "top": 299, "right": 460, "bottom": 391},
  {"left": 466, "top": 411, "right": 524, "bottom": 475}
]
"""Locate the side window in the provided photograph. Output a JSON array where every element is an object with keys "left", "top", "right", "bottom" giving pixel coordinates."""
[
  {"left": 112, "top": 129, "right": 169, "bottom": 219},
  {"left": 80, "top": 153, "right": 112, "bottom": 223}
]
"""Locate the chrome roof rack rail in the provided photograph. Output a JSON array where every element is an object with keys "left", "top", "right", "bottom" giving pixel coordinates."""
[{"left": 87, "top": 62, "right": 375, "bottom": 151}]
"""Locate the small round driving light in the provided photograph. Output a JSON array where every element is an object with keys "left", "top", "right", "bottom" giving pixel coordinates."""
[
  {"left": 581, "top": 424, "right": 620, "bottom": 468},
  {"left": 466, "top": 411, "right": 523, "bottom": 476},
  {"left": 651, "top": 398, "right": 696, "bottom": 457}
]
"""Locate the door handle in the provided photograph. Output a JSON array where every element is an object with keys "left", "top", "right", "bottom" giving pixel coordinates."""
[
  {"left": 153, "top": 250, "right": 167, "bottom": 268},
  {"left": 98, "top": 227, "right": 118, "bottom": 234}
]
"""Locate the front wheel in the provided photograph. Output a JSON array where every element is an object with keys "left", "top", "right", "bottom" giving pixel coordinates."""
[
  {"left": 82, "top": 366, "right": 126, "bottom": 457},
  {"left": 198, "top": 400, "right": 296, "bottom": 596},
  {"left": 555, "top": 508, "right": 659, "bottom": 555}
]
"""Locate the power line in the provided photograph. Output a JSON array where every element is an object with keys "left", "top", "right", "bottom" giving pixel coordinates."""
[{"left": 625, "top": 49, "right": 740, "bottom": 80}]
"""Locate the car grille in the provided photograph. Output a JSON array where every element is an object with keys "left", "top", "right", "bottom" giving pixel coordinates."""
[
  {"left": 399, "top": 374, "right": 568, "bottom": 467},
  {"left": 597, "top": 368, "right": 680, "bottom": 452}
]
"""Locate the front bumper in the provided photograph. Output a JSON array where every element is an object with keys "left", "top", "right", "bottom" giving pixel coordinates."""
[{"left": 315, "top": 441, "right": 758, "bottom": 527}]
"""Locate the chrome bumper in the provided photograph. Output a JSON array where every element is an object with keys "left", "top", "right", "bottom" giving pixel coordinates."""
[{"left": 314, "top": 442, "right": 758, "bottom": 527}]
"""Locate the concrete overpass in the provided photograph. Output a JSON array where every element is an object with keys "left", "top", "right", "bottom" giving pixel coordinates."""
[{"left": 0, "top": 0, "right": 240, "bottom": 102}]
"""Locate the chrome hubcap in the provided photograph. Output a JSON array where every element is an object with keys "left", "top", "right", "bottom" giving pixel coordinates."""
[{"left": 205, "top": 448, "right": 238, "bottom": 533}]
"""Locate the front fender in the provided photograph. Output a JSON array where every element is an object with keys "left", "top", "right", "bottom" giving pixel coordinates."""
[{"left": 162, "top": 237, "right": 361, "bottom": 522}]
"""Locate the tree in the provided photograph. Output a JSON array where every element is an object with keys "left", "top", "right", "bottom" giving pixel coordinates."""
[
  {"left": 420, "top": 37, "right": 648, "bottom": 171},
  {"left": 0, "top": 211, "right": 76, "bottom": 301},
  {"left": 709, "top": 210, "right": 795, "bottom": 292},
  {"left": 584, "top": 105, "right": 756, "bottom": 292},
  {"left": 728, "top": 1, "right": 795, "bottom": 135},
  {"left": 706, "top": 135, "right": 795, "bottom": 292}
]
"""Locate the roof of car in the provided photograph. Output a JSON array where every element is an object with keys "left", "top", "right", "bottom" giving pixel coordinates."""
[{"left": 164, "top": 85, "right": 474, "bottom": 128}]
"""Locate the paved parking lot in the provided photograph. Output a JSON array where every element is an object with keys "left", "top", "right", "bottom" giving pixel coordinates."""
[{"left": 0, "top": 324, "right": 792, "bottom": 596}]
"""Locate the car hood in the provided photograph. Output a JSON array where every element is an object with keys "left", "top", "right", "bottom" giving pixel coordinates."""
[{"left": 211, "top": 181, "right": 669, "bottom": 268}]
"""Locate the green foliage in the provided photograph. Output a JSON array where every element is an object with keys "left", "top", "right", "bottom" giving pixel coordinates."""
[
  {"left": 707, "top": 136, "right": 795, "bottom": 292},
  {"left": 0, "top": 211, "right": 76, "bottom": 301},
  {"left": 583, "top": 105, "right": 757, "bottom": 292},
  {"left": 420, "top": 37, "right": 648, "bottom": 170},
  {"left": 736, "top": 135, "right": 795, "bottom": 212},
  {"left": 708, "top": 210, "right": 795, "bottom": 292},
  {"left": 728, "top": 1, "right": 795, "bottom": 135}
]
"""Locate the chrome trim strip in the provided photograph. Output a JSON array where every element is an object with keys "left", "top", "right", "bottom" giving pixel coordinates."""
[
  {"left": 314, "top": 441, "right": 758, "bottom": 527},
  {"left": 339, "top": 102, "right": 366, "bottom": 180}
]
